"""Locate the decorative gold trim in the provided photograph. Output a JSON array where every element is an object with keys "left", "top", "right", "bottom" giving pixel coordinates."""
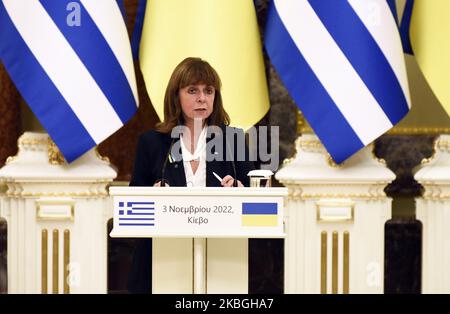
[
  {"left": 297, "top": 110, "right": 303, "bottom": 134},
  {"left": 298, "top": 139, "right": 323, "bottom": 150},
  {"left": 282, "top": 157, "right": 294, "bottom": 165},
  {"left": 5, "top": 155, "right": 17, "bottom": 165},
  {"left": 287, "top": 182, "right": 391, "bottom": 188},
  {"left": 370, "top": 144, "right": 387, "bottom": 166},
  {"left": 327, "top": 154, "right": 343, "bottom": 168},
  {"left": 5, "top": 179, "right": 110, "bottom": 185},
  {"left": 420, "top": 157, "right": 434, "bottom": 165},
  {"left": 64, "top": 230, "right": 70, "bottom": 294},
  {"left": 95, "top": 148, "right": 111, "bottom": 164},
  {"left": 288, "top": 192, "right": 386, "bottom": 201},
  {"left": 288, "top": 135, "right": 348, "bottom": 167},
  {"left": 298, "top": 108, "right": 450, "bottom": 136},
  {"left": 18, "top": 138, "right": 48, "bottom": 147},
  {"left": 282, "top": 137, "right": 301, "bottom": 167},
  {"left": 316, "top": 201, "right": 355, "bottom": 223},
  {"left": 332, "top": 231, "right": 338, "bottom": 294},
  {"left": 437, "top": 139, "right": 450, "bottom": 150},
  {"left": 422, "top": 195, "right": 450, "bottom": 200},
  {"left": 48, "top": 138, "right": 65, "bottom": 165},
  {"left": 420, "top": 137, "right": 440, "bottom": 165},
  {"left": 421, "top": 187, "right": 450, "bottom": 201},
  {"left": 36, "top": 199, "right": 75, "bottom": 221},
  {"left": 419, "top": 179, "right": 450, "bottom": 200},
  {"left": 5, "top": 135, "right": 62, "bottom": 166},
  {"left": 343, "top": 232, "right": 349, "bottom": 294},
  {"left": 387, "top": 127, "right": 450, "bottom": 135},
  {"left": 7, "top": 190, "right": 109, "bottom": 198},
  {"left": 375, "top": 157, "right": 387, "bottom": 166},
  {"left": 298, "top": 125, "right": 314, "bottom": 134},
  {"left": 321, "top": 231, "right": 327, "bottom": 294},
  {"left": 53, "top": 229, "right": 59, "bottom": 294},
  {"left": 41, "top": 229, "right": 48, "bottom": 294},
  {"left": 297, "top": 111, "right": 313, "bottom": 135}
]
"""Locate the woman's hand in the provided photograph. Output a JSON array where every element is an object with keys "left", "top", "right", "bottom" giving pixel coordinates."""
[
  {"left": 154, "top": 180, "right": 170, "bottom": 187},
  {"left": 221, "top": 175, "right": 243, "bottom": 187}
]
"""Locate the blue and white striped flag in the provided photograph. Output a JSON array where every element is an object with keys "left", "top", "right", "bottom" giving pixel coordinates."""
[
  {"left": 0, "top": 0, "right": 138, "bottom": 162},
  {"left": 387, "top": 0, "right": 414, "bottom": 54},
  {"left": 265, "top": 0, "right": 411, "bottom": 163},
  {"left": 118, "top": 201, "right": 155, "bottom": 227}
]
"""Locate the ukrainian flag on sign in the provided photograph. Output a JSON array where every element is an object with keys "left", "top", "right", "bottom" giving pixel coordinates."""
[{"left": 242, "top": 203, "right": 278, "bottom": 227}]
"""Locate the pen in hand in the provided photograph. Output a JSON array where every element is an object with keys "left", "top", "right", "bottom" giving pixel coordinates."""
[
  {"left": 213, "top": 171, "right": 242, "bottom": 187},
  {"left": 212, "top": 171, "right": 222, "bottom": 183}
]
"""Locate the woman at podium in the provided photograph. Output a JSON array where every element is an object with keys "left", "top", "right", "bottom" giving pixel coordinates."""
[{"left": 127, "top": 57, "right": 255, "bottom": 293}]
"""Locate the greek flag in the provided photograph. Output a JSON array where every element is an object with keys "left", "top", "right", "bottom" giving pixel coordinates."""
[
  {"left": 0, "top": 0, "right": 138, "bottom": 162},
  {"left": 387, "top": 0, "right": 414, "bottom": 54},
  {"left": 118, "top": 201, "right": 155, "bottom": 227},
  {"left": 265, "top": 0, "right": 411, "bottom": 163}
]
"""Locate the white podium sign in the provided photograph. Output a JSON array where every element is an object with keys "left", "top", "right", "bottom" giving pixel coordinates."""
[{"left": 109, "top": 187, "right": 287, "bottom": 238}]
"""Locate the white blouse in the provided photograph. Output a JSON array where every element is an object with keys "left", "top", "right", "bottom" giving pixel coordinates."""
[{"left": 179, "top": 127, "right": 207, "bottom": 187}]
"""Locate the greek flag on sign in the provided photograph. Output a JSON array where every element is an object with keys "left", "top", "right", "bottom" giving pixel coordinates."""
[
  {"left": 265, "top": 0, "right": 411, "bottom": 163},
  {"left": 118, "top": 201, "right": 155, "bottom": 227},
  {"left": 0, "top": 0, "right": 138, "bottom": 162}
]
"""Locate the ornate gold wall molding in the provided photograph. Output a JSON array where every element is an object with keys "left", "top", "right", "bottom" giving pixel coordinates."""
[
  {"left": 6, "top": 135, "right": 65, "bottom": 165},
  {"left": 297, "top": 110, "right": 450, "bottom": 136},
  {"left": 287, "top": 188, "right": 388, "bottom": 201},
  {"left": 6, "top": 190, "right": 109, "bottom": 198},
  {"left": 420, "top": 184, "right": 450, "bottom": 200},
  {"left": 4, "top": 182, "right": 110, "bottom": 198},
  {"left": 95, "top": 148, "right": 111, "bottom": 164},
  {"left": 288, "top": 193, "right": 386, "bottom": 201},
  {"left": 420, "top": 136, "right": 450, "bottom": 165},
  {"left": 48, "top": 139, "right": 65, "bottom": 165},
  {"left": 18, "top": 137, "right": 48, "bottom": 148},
  {"left": 288, "top": 135, "right": 347, "bottom": 167},
  {"left": 387, "top": 127, "right": 450, "bottom": 135},
  {"left": 437, "top": 138, "right": 450, "bottom": 150}
]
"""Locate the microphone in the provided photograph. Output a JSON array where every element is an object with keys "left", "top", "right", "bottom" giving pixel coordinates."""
[
  {"left": 225, "top": 129, "right": 238, "bottom": 187},
  {"left": 160, "top": 138, "right": 176, "bottom": 187},
  {"left": 161, "top": 121, "right": 184, "bottom": 186}
]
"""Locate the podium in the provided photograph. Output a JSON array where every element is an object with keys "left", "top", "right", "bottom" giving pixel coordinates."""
[{"left": 109, "top": 187, "right": 287, "bottom": 293}]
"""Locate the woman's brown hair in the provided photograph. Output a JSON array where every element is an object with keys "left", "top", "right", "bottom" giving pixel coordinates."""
[{"left": 155, "top": 57, "right": 230, "bottom": 133}]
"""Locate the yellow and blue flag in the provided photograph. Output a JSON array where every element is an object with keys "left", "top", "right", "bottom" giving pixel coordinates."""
[
  {"left": 409, "top": 0, "right": 450, "bottom": 117},
  {"left": 242, "top": 202, "right": 278, "bottom": 227},
  {"left": 137, "top": 0, "right": 270, "bottom": 130}
]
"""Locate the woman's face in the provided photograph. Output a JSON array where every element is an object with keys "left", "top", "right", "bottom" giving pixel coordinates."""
[{"left": 179, "top": 83, "right": 215, "bottom": 125}]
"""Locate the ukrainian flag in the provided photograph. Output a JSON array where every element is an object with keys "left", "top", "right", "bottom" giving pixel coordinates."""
[
  {"left": 242, "top": 203, "right": 278, "bottom": 227},
  {"left": 410, "top": 0, "right": 450, "bottom": 117},
  {"left": 138, "top": 0, "right": 270, "bottom": 130}
]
